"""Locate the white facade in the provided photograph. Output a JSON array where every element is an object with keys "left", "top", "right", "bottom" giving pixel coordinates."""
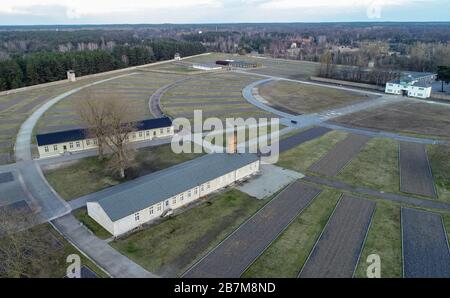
[
  {"left": 192, "top": 64, "right": 222, "bottom": 71},
  {"left": 385, "top": 82, "right": 432, "bottom": 99},
  {"left": 87, "top": 159, "right": 260, "bottom": 237},
  {"left": 37, "top": 126, "right": 174, "bottom": 158}
]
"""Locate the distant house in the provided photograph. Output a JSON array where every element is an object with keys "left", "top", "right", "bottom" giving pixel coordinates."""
[
  {"left": 215, "top": 60, "right": 260, "bottom": 68},
  {"left": 35, "top": 117, "right": 174, "bottom": 158},
  {"left": 174, "top": 53, "right": 181, "bottom": 61},
  {"left": 385, "top": 72, "right": 436, "bottom": 99},
  {"left": 67, "top": 70, "right": 76, "bottom": 82},
  {"left": 192, "top": 63, "right": 223, "bottom": 71},
  {"left": 87, "top": 153, "right": 260, "bottom": 237}
]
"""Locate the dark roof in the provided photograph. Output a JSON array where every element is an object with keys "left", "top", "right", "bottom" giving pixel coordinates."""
[
  {"left": 36, "top": 117, "right": 172, "bottom": 146},
  {"left": 96, "top": 153, "right": 259, "bottom": 221}
]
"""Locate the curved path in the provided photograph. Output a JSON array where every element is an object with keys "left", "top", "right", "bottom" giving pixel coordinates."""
[
  {"left": 242, "top": 77, "right": 449, "bottom": 146},
  {"left": 7, "top": 72, "right": 157, "bottom": 278},
  {"left": 148, "top": 77, "right": 192, "bottom": 118}
]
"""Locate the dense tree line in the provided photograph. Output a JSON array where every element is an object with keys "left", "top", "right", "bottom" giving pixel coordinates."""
[{"left": 0, "top": 39, "right": 205, "bottom": 91}]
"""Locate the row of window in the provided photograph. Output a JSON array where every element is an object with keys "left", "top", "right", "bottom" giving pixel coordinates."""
[{"left": 42, "top": 127, "right": 172, "bottom": 153}]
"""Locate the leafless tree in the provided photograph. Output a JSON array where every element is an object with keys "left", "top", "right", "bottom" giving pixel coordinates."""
[
  {"left": 0, "top": 206, "right": 48, "bottom": 278},
  {"left": 75, "top": 91, "right": 109, "bottom": 160},
  {"left": 102, "top": 97, "right": 137, "bottom": 179}
]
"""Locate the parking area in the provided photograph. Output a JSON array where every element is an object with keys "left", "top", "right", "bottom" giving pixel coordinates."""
[
  {"left": 183, "top": 181, "right": 321, "bottom": 278},
  {"left": 401, "top": 208, "right": 450, "bottom": 278},
  {"left": 299, "top": 195, "right": 376, "bottom": 278},
  {"left": 309, "top": 134, "right": 371, "bottom": 176},
  {"left": 399, "top": 142, "right": 437, "bottom": 198}
]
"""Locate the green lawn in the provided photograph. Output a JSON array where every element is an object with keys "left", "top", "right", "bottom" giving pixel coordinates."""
[
  {"left": 427, "top": 144, "right": 450, "bottom": 204},
  {"left": 73, "top": 207, "right": 112, "bottom": 240},
  {"left": 111, "top": 189, "right": 266, "bottom": 277},
  {"left": 242, "top": 189, "right": 341, "bottom": 278},
  {"left": 44, "top": 143, "right": 203, "bottom": 200},
  {"left": 337, "top": 138, "right": 399, "bottom": 193},
  {"left": 355, "top": 201, "right": 402, "bottom": 278},
  {"left": 276, "top": 130, "right": 348, "bottom": 173}
]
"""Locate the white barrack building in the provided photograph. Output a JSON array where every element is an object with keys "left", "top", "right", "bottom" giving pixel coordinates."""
[{"left": 385, "top": 72, "right": 436, "bottom": 99}]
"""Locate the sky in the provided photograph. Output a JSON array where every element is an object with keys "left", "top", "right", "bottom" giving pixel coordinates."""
[{"left": 0, "top": 0, "right": 448, "bottom": 25}]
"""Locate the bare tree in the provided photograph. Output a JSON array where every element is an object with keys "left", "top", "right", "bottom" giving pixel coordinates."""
[
  {"left": 101, "top": 97, "right": 137, "bottom": 179},
  {"left": 0, "top": 206, "right": 48, "bottom": 278},
  {"left": 75, "top": 91, "right": 109, "bottom": 160}
]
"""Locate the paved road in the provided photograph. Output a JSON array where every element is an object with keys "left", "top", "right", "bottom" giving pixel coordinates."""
[
  {"left": 402, "top": 208, "right": 450, "bottom": 278},
  {"left": 52, "top": 214, "right": 156, "bottom": 278},
  {"left": 148, "top": 77, "right": 191, "bottom": 117},
  {"left": 183, "top": 181, "right": 321, "bottom": 278},
  {"left": 241, "top": 76, "right": 448, "bottom": 146},
  {"left": 304, "top": 175, "right": 450, "bottom": 212},
  {"left": 299, "top": 195, "right": 375, "bottom": 278}
]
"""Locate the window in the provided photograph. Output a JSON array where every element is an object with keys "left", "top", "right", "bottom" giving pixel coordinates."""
[
  {"left": 93, "top": 139, "right": 98, "bottom": 145},
  {"left": 180, "top": 194, "right": 184, "bottom": 201},
  {"left": 172, "top": 197, "right": 177, "bottom": 205},
  {"left": 188, "top": 191, "right": 191, "bottom": 198},
  {"left": 157, "top": 203, "right": 162, "bottom": 211},
  {"left": 76, "top": 141, "right": 80, "bottom": 148},
  {"left": 149, "top": 207, "right": 154, "bottom": 215},
  {"left": 86, "top": 140, "right": 90, "bottom": 146},
  {"left": 206, "top": 182, "right": 210, "bottom": 189},
  {"left": 160, "top": 128, "right": 163, "bottom": 134},
  {"left": 44, "top": 146, "right": 49, "bottom": 152},
  {"left": 53, "top": 145, "right": 58, "bottom": 151},
  {"left": 139, "top": 132, "right": 143, "bottom": 137},
  {"left": 194, "top": 188, "right": 198, "bottom": 194},
  {"left": 153, "top": 131, "right": 157, "bottom": 136},
  {"left": 167, "top": 128, "right": 171, "bottom": 133},
  {"left": 134, "top": 212, "right": 140, "bottom": 221},
  {"left": 146, "top": 131, "right": 150, "bottom": 136},
  {"left": 69, "top": 142, "right": 74, "bottom": 149},
  {"left": 165, "top": 200, "right": 169, "bottom": 207},
  {"left": 200, "top": 185, "right": 204, "bottom": 191}
]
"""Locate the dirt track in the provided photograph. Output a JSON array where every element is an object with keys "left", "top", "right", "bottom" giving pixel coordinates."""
[
  {"left": 299, "top": 195, "right": 376, "bottom": 278},
  {"left": 308, "top": 134, "right": 370, "bottom": 176},
  {"left": 399, "top": 142, "right": 436, "bottom": 198},
  {"left": 183, "top": 181, "right": 321, "bottom": 278}
]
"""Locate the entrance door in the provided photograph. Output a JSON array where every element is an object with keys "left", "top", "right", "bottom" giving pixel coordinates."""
[
  {"left": 402, "top": 90, "right": 408, "bottom": 96},
  {"left": 63, "top": 145, "right": 67, "bottom": 152}
]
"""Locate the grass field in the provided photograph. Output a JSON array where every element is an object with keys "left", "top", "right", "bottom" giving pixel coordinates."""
[
  {"left": 73, "top": 207, "right": 113, "bottom": 240},
  {"left": 427, "top": 144, "right": 450, "bottom": 204},
  {"left": 242, "top": 189, "right": 341, "bottom": 277},
  {"left": 276, "top": 130, "right": 348, "bottom": 173},
  {"left": 337, "top": 138, "right": 400, "bottom": 193},
  {"left": 354, "top": 201, "right": 402, "bottom": 278},
  {"left": 111, "top": 189, "right": 266, "bottom": 277},
  {"left": 335, "top": 101, "right": 450, "bottom": 140},
  {"left": 44, "top": 143, "right": 203, "bottom": 200},
  {"left": 0, "top": 223, "right": 107, "bottom": 278},
  {"left": 259, "top": 80, "right": 371, "bottom": 114}
]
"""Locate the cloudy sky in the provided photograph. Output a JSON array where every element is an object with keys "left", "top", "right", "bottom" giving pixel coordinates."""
[{"left": 0, "top": 0, "right": 448, "bottom": 25}]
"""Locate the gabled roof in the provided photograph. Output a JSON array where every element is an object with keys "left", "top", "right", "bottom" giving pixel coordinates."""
[
  {"left": 96, "top": 153, "right": 259, "bottom": 222},
  {"left": 36, "top": 117, "right": 172, "bottom": 146}
]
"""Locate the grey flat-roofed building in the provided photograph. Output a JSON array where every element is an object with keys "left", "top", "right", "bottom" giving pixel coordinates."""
[{"left": 87, "top": 153, "right": 260, "bottom": 236}]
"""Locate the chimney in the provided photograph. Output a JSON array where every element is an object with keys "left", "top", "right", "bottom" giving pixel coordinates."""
[{"left": 228, "top": 130, "right": 237, "bottom": 154}]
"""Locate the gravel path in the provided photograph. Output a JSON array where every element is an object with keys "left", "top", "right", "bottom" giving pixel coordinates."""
[
  {"left": 299, "top": 195, "right": 376, "bottom": 278},
  {"left": 183, "top": 181, "right": 321, "bottom": 278},
  {"left": 402, "top": 208, "right": 450, "bottom": 278},
  {"left": 399, "top": 142, "right": 437, "bottom": 198},
  {"left": 309, "top": 134, "right": 370, "bottom": 176}
]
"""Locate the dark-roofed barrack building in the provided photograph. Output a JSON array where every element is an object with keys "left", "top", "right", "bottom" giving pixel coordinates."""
[{"left": 36, "top": 117, "right": 173, "bottom": 158}]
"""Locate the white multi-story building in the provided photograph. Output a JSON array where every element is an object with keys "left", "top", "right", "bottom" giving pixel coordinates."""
[
  {"left": 385, "top": 72, "right": 436, "bottom": 99},
  {"left": 36, "top": 117, "right": 174, "bottom": 158},
  {"left": 87, "top": 153, "right": 260, "bottom": 237}
]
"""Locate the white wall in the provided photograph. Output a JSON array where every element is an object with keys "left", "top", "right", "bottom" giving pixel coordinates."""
[
  {"left": 86, "top": 202, "right": 115, "bottom": 235},
  {"left": 37, "top": 126, "right": 174, "bottom": 158},
  {"left": 98, "top": 158, "right": 260, "bottom": 237}
]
